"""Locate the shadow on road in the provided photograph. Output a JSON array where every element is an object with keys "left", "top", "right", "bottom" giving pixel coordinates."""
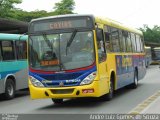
[
  {"left": 37, "top": 83, "right": 143, "bottom": 110},
  {"left": 40, "top": 98, "right": 104, "bottom": 109},
  {"left": 0, "top": 89, "right": 29, "bottom": 101}
]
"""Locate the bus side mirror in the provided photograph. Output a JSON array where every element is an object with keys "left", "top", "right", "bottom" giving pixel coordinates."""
[{"left": 96, "top": 28, "right": 104, "bottom": 41}]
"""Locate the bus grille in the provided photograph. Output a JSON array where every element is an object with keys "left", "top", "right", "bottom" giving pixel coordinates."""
[
  {"left": 45, "top": 82, "right": 79, "bottom": 87},
  {"left": 50, "top": 89, "right": 74, "bottom": 94}
]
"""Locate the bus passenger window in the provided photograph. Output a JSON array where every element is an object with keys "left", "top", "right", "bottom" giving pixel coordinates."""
[
  {"left": 136, "top": 35, "right": 141, "bottom": 52},
  {"left": 120, "top": 31, "right": 132, "bottom": 52},
  {"left": 123, "top": 31, "right": 132, "bottom": 52},
  {"left": 119, "top": 30, "right": 125, "bottom": 52},
  {"left": 104, "top": 25, "right": 111, "bottom": 52},
  {"left": 140, "top": 37, "right": 144, "bottom": 52},
  {"left": 16, "top": 41, "right": 27, "bottom": 59},
  {"left": 131, "top": 33, "right": 137, "bottom": 52},
  {"left": 2, "top": 41, "right": 15, "bottom": 61},
  {"left": 105, "top": 33, "right": 111, "bottom": 52},
  {"left": 110, "top": 27, "right": 120, "bottom": 52}
]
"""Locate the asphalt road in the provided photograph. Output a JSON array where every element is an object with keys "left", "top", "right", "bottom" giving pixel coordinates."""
[{"left": 0, "top": 65, "right": 160, "bottom": 114}]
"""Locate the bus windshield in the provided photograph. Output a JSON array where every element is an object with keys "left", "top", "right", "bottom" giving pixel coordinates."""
[{"left": 29, "top": 31, "right": 95, "bottom": 71}]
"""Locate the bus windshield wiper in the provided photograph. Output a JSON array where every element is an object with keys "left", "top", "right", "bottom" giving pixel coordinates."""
[
  {"left": 42, "top": 33, "right": 54, "bottom": 51},
  {"left": 67, "top": 29, "right": 77, "bottom": 47},
  {"left": 66, "top": 29, "right": 77, "bottom": 55},
  {"left": 42, "top": 33, "right": 63, "bottom": 71}
]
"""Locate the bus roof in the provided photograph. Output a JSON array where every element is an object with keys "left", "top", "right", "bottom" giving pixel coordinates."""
[
  {"left": 95, "top": 17, "right": 142, "bottom": 35},
  {"left": 30, "top": 14, "right": 94, "bottom": 22},
  {"left": 30, "top": 14, "right": 142, "bottom": 35},
  {"left": 0, "top": 33, "right": 28, "bottom": 41}
]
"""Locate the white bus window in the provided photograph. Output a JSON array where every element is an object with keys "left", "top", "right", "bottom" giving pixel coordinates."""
[
  {"left": 131, "top": 33, "right": 137, "bottom": 52},
  {"left": 104, "top": 25, "right": 112, "bottom": 52},
  {"left": 136, "top": 35, "right": 141, "bottom": 52},
  {"left": 110, "top": 27, "right": 120, "bottom": 52},
  {"left": 119, "top": 30, "right": 126, "bottom": 52},
  {"left": 125, "top": 32, "right": 132, "bottom": 52},
  {"left": 140, "top": 37, "right": 144, "bottom": 52}
]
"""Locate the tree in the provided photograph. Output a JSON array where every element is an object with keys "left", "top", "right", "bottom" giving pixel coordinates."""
[
  {"left": 0, "top": 0, "right": 22, "bottom": 18},
  {"left": 0, "top": 0, "right": 75, "bottom": 22},
  {"left": 11, "top": 9, "right": 51, "bottom": 22},
  {"left": 54, "top": 0, "right": 75, "bottom": 15},
  {"left": 139, "top": 25, "right": 160, "bottom": 44}
]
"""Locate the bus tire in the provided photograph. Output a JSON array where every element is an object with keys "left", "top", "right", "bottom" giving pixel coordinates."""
[
  {"left": 101, "top": 80, "right": 114, "bottom": 101},
  {"left": 52, "top": 99, "right": 63, "bottom": 104},
  {"left": 130, "top": 70, "right": 138, "bottom": 89},
  {"left": 4, "top": 79, "right": 15, "bottom": 100}
]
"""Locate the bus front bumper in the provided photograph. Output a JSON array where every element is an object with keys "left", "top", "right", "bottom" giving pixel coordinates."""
[{"left": 29, "top": 80, "right": 108, "bottom": 99}]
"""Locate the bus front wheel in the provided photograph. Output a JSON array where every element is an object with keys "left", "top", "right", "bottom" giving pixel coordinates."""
[
  {"left": 4, "top": 79, "right": 15, "bottom": 100},
  {"left": 52, "top": 99, "right": 63, "bottom": 104},
  {"left": 101, "top": 80, "right": 114, "bottom": 101}
]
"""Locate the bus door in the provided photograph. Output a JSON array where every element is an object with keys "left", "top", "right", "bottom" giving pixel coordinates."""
[{"left": 96, "top": 28, "right": 108, "bottom": 93}]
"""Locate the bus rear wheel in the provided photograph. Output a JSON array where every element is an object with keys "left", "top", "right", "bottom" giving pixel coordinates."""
[
  {"left": 4, "top": 79, "right": 15, "bottom": 100},
  {"left": 130, "top": 70, "right": 138, "bottom": 89},
  {"left": 52, "top": 99, "right": 63, "bottom": 104}
]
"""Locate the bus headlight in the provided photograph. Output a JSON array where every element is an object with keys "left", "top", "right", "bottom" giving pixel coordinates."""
[
  {"left": 29, "top": 76, "right": 44, "bottom": 87},
  {"left": 80, "top": 72, "right": 97, "bottom": 85}
]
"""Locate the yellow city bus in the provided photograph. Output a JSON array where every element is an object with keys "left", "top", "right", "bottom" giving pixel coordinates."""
[{"left": 28, "top": 14, "right": 146, "bottom": 104}]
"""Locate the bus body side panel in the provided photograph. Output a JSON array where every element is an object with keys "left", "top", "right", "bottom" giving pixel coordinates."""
[
  {"left": 137, "top": 54, "right": 146, "bottom": 80},
  {"left": 132, "top": 54, "right": 146, "bottom": 80},
  {"left": 115, "top": 54, "right": 146, "bottom": 90},
  {"left": 0, "top": 61, "right": 28, "bottom": 93},
  {"left": 0, "top": 62, "right": 17, "bottom": 94},
  {"left": 115, "top": 54, "right": 134, "bottom": 89},
  {"left": 15, "top": 68, "right": 28, "bottom": 90}
]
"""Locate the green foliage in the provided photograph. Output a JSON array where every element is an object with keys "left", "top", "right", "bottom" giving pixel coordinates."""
[
  {"left": 0, "top": 0, "right": 75, "bottom": 22},
  {"left": 139, "top": 25, "right": 160, "bottom": 43},
  {"left": 13, "top": 10, "right": 58, "bottom": 22},
  {"left": 11, "top": 9, "right": 51, "bottom": 22},
  {"left": 54, "top": 0, "right": 75, "bottom": 15},
  {"left": 0, "top": 0, "right": 22, "bottom": 17}
]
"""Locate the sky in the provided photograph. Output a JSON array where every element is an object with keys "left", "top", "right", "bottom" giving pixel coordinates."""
[{"left": 16, "top": 0, "right": 160, "bottom": 28}]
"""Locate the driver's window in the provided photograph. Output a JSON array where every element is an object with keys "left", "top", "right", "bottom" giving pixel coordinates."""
[{"left": 96, "top": 28, "right": 106, "bottom": 63}]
